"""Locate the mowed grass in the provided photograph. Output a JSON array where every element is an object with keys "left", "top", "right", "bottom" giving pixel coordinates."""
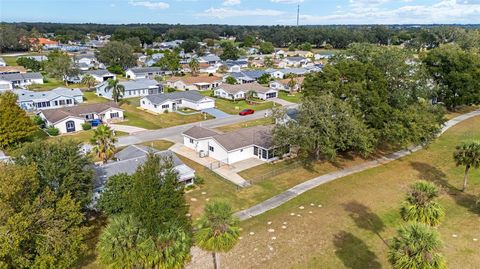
[
  {"left": 47, "top": 129, "right": 128, "bottom": 144},
  {"left": 139, "top": 140, "right": 174, "bottom": 151},
  {"left": 215, "top": 117, "right": 274, "bottom": 132},
  {"left": 83, "top": 91, "right": 110, "bottom": 104},
  {"left": 278, "top": 91, "right": 302, "bottom": 103},
  {"left": 217, "top": 116, "right": 480, "bottom": 269},
  {"left": 200, "top": 90, "right": 279, "bottom": 114},
  {"left": 116, "top": 102, "right": 211, "bottom": 129}
]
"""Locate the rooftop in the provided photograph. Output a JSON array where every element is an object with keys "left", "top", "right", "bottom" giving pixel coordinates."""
[
  {"left": 40, "top": 102, "right": 122, "bottom": 124},
  {"left": 144, "top": 91, "right": 210, "bottom": 105}
]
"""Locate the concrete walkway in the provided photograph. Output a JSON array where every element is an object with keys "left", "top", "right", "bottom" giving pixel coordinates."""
[
  {"left": 170, "top": 144, "right": 251, "bottom": 187},
  {"left": 109, "top": 124, "right": 147, "bottom": 134},
  {"left": 235, "top": 109, "right": 480, "bottom": 221}
]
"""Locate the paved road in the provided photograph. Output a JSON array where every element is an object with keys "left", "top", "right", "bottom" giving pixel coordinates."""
[
  {"left": 235, "top": 109, "right": 480, "bottom": 221},
  {"left": 116, "top": 105, "right": 298, "bottom": 146}
]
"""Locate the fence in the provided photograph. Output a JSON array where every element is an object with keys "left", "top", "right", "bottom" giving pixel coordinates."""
[{"left": 249, "top": 160, "right": 303, "bottom": 182}]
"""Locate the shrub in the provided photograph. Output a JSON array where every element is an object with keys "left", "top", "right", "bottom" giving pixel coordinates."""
[
  {"left": 46, "top": 126, "right": 59, "bottom": 136},
  {"left": 164, "top": 109, "right": 169, "bottom": 114},
  {"left": 194, "top": 175, "right": 205, "bottom": 185},
  {"left": 82, "top": 122, "right": 92, "bottom": 130},
  {"left": 32, "top": 115, "right": 44, "bottom": 125},
  {"left": 107, "top": 65, "right": 125, "bottom": 75}
]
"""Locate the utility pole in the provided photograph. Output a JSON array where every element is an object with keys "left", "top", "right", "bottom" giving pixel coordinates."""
[{"left": 296, "top": 4, "right": 300, "bottom": 26}]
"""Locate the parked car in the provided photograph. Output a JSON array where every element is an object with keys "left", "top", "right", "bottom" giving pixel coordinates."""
[
  {"left": 90, "top": 119, "right": 102, "bottom": 127},
  {"left": 239, "top": 109, "right": 254, "bottom": 116}
]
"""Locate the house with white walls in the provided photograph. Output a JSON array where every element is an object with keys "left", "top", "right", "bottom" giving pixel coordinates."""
[
  {"left": 15, "top": 87, "right": 84, "bottom": 111},
  {"left": 140, "top": 91, "right": 215, "bottom": 113},
  {"left": 165, "top": 76, "right": 222, "bottom": 91},
  {"left": 96, "top": 79, "right": 162, "bottom": 99},
  {"left": 214, "top": 82, "right": 278, "bottom": 100},
  {"left": 125, "top": 67, "right": 164, "bottom": 80},
  {"left": 0, "top": 72, "right": 43, "bottom": 88}
]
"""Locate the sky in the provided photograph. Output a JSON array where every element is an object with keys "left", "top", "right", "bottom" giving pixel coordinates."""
[{"left": 1, "top": 0, "right": 480, "bottom": 25}]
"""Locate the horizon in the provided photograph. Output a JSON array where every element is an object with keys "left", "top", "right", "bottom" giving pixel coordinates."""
[{"left": 1, "top": 0, "right": 480, "bottom": 25}]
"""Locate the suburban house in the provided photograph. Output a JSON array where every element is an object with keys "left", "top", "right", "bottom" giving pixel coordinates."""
[
  {"left": 143, "top": 53, "right": 164, "bottom": 66},
  {"left": 92, "top": 145, "right": 195, "bottom": 205},
  {"left": 223, "top": 70, "right": 266, "bottom": 84},
  {"left": 267, "top": 68, "right": 309, "bottom": 79},
  {"left": 0, "top": 72, "right": 43, "bottom": 88},
  {"left": 199, "top": 65, "right": 219, "bottom": 74},
  {"left": 214, "top": 82, "right": 278, "bottom": 100},
  {"left": 125, "top": 67, "right": 164, "bottom": 80},
  {"left": 165, "top": 76, "right": 222, "bottom": 91},
  {"left": 0, "top": 66, "right": 27, "bottom": 75},
  {"left": 39, "top": 102, "right": 124, "bottom": 134},
  {"left": 279, "top": 56, "right": 309, "bottom": 68},
  {"left": 286, "top": 50, "right": 314, "bottom": 58},
  {"left": 183, "top": 125, "right": 283, "bottom": 164},
  {"left": 140, "top": 91, "right": 215, "bottom": 113},
  {"left": 0, "top": 58, "right": 6, "bottom": 67},
  {"left": 96, "top": 79, "right": 162, "bottom": 99},
  {"left": 198, "top": 54, "right": 221, "bottom": 65},
  {"left": 74, "top": 54, "right": 103, "bottom": 70},
  {"left": 269, "top": 77, "right": 304, "bottom": 92},
  {"left": 276, "top": 108, "right": 299, "bottom": 125},
  {"left": 82, "top": 69, "right": 116, "bottom": 82},
  {"left": 15, "top": 87, "right": 84, "bottom": 111}
]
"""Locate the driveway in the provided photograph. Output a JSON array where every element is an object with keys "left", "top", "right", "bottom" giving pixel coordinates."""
[
  {"left": 109, "top": 124, "right": 147, "bottom": 134},
  {"left": 201, "top": 108, "right": 231, "bottom": 119},
  {"left": 272, "top": 97, "right": 296, "bottom": 107}
]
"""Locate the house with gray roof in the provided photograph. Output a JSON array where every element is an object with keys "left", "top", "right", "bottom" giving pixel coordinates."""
[
  {"left": 15, "top": 87, "right": 84, "bottom": 111},
  {"left": 96, "top": 79, "right": 162, "bottom": 100},
  {"left": 92, "top": 145, "right": 195, "bottom": 207},
  {"left": 0, "top": 72, "right": 43, "bottom": 88},
  {"left": 223, "top": 70, "right": 267, "bottom": 84},
  {"left": 144, "top": 53, "right": 164, "bottom": 67},
  {"left": 198, "top": 54, "right": 221, "bottom": 65},
  {"left": 140, "top": 91, "right": 215, "bottom": 114},
  {"left": 125, "top": 67, "right": 165, "bottom": 80},
  {"left": 81, "top": 69, "right": 116, "bottom": 82},
  {"left": 183, "top": 125, "right": 283, "bottom": 164},
  {"left": 214, "top": 82, "right": 278, "bottom": 100}
]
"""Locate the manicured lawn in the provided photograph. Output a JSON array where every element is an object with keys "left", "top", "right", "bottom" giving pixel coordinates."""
[
  {"left": 27, "top": 76, "right": 86, "bottom": 91},
  {"left": 217, "top": 116, "right": 480, "bottom": 269},
  {"left": 139, "top": 140, "right": 174, "bottom": 151},
  {"left": 215, "top": 117, "right": 274, "bottom": 132},
  {"left": 47, "top": 129, "right": 128, "bottom": 144},
  {"left": 83, "top": 91, "right": 109, "bottom": 104},
  {"left": 278, "top": 91, "right": 302, "bottom": 103},
  {"left": 116, "top": 103, "right": 211, "bottom": 129},
  {"left": 2, "top": 56, "right": 19, "bottom": 66},
  {"left": 200, "top": 90, "right": 279, "bottom": 114}
]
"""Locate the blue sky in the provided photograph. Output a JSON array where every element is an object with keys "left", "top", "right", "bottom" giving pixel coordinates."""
[{"left": 1, "top": 0, "right": 480, "bottom": 25}]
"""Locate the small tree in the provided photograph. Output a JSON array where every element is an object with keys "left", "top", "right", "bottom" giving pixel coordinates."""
[
  {"left": 195, "top": 202, "right": 241, "bottom": 269},
  {"left": 225, "top": 76, "right": 237, "bottom": 85},
  {"left": 0, "top": 92, "right": 37, "bottom": 149},
  {"left": 257, "top": 73, "right": 271, "bottom": 85},
  {"left": 105, "top": 79, "right": 125, "bottom": 103},
  {"left": 189, "top": 58, "right": 200, "bottom": 76},
  {"left": 400, "top": 181, "right": 444, "bottom": 226},
  {"left": 91, "top": 125, "right": 117, "bottom": 164},
  {"left": 388, "top": 222, "right": 446, "bottom": 269},
  {"left": 453, "top": 141, "right": 480, "bottom": 191},
  {"left": 81, "top": 74, "right": 97, "bottom": 90}
]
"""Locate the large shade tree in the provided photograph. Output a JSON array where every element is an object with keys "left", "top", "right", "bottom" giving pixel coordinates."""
[
  {"left": 0, "top": 92, "right": 37, "bottom": 149},
  {"left": 97, "top": 41, "right": 136, "bottom": 69},
  {"left": 388, "top": 222, "right": 446, "bottom": 269},
  {"left": 400, "top": 181, "right": 444, "bottom": 226},
  {"left": 195, "top": 202, "right": 241, "bottom": 269},
  {"left": 453, "top": 141, "right": 480, "bottom": 191},
  {"left": 91, "top": 124, "right": 117, "bottom": 164}
]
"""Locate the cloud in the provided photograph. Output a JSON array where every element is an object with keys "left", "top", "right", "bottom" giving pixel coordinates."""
[
  {"left": 202, "top": 8, "right": 285, "bottom": 18},
  {"left": 298, "top": 0, "right": 480, "bottom": 24},
  {"left": 271, "top": 0, "right": 304, "bottom": 3},
  {"left": 223, "top": 0, "right": 241, "bottom": 6},
  {"left": 128, "top": 1, "right": 170, "bottom": 9}
]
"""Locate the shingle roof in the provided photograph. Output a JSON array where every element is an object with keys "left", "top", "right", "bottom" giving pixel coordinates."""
[
  {"left": 183, "top": 126, "right": 219, "bottom": 139},
  {"left": 128, "top": 67, "right": 163, "bottom": 74},
  {"left": 16, "top": 87, "right": 83, "bottom": 103},
  {"left": 82, "top": 69, "right": 113, "bottom": 77},
  {"left": 0, "top": 72, "right": 43, "bottom": 81},
  {"left": 145, "top": 91, "right": 210, "bottom": 105},
  {"left": 213, "top": 125, "right": 274, "bottom": 151},
  {"left": 218, "top": 82, "right": 272, "bottom": 94},
  {"left": 40, "top": 102, "right": 122, "bottom": 124},
  {"left": 168, "top": 75, "right": 221, "bottom": 85}
]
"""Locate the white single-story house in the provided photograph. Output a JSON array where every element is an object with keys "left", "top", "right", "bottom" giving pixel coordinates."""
[
  {"left": 0, "top": 72, "right": 43, "bottom": 88},
  {"left": 269, "top": 77, "right": 304, "bottom": 92},
  {"left": 15, "top": 87, "right": 84, "bottom": 111},
  {"left": 165, "top": 76, "right": 222, "bottom": 91},
  {"left": 214, "top": 82, "right": 278, "bottom": 100},
  {"left": 183, "top": 125, "right": 282, "bottom": 165},
  {"left": 39, "top": 102, "right": 124, "bottom": 134},
  {"left": 223, "top": 70, "right": 267, "bottom": 84},
  {"left": 140, "top": 91, "right": 215, "bottom": 113},
  {"left": 199, "top": 65, "right": 219, "bottom": 74},
  {"left": 82, "top": 69, "right": 116, "bottom": 82},
  {"left": 0, "top": 58, "right": 6, "bottom": 67},
  {"left": 96, "top": 79, "right": 162, "bottom": 100},
  {"left": 198, "top": 54, "right": 221, "bottom": 65},
  {"left": 125, "top": 67, "right": 164, "bottom": 80}
]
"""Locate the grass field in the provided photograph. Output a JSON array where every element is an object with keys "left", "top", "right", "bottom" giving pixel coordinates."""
[
  {"left": 278, "top": 91, "right": 302, "bottom": 103},
  {"left": 217, "top": 116, "right": 480, "bottom": 269},
  {"left": 139, "top": 140, "right": 174, "bottom": 151},
  {"left": 83, "top": 91, "right": 109, "bottom": 104},
  {"left": 47, "top": 129, "right": 128, "bottom": 144},
  {"left": 200, "top": 90, "right": 279, "bottom": 114},
  {"left": 215, "top": 117, "right": 274, "bottom": 132}
]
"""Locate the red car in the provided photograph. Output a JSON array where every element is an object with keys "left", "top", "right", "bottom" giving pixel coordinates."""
[{"left": 239, "top": 109, "right": 255, "bottom": 116}]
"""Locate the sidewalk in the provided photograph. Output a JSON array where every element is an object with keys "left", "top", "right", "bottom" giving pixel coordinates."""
[
  {"left": 170, "top": 143, "right": 251, "bottom": 187},
  {"left": 109, "top": 124, "right": 147, "bottom": 134}
]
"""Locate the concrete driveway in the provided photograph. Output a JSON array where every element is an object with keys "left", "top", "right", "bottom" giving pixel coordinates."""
[
  {"left": 201, "top": 108, "right": 231, "bottom": 119},
  {"left": 109, "top": 124, "right": 147, "bottom": 134}
]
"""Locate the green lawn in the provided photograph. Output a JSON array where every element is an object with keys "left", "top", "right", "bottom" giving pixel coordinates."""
[
  {"left": 215, "top": 117, "right": 274, "bottom": 133},
  {"left": 116, "top": 103, "right": 212, "bottom": 129},
  {"left": 278, "top": 91, "right": 302, "bottom": 103},
  {"left": 27, "top": 76, "right": 86, "bottom": 91},
  {"left": 139, "top": 140, "right": 174, "bottom": 151},
  {"left": 83, "top": 91, "right": 109, "bottom": 104},
  {"left": 200, "top": 90, "right": 279, "bottom": 114},
  {"left": 218, "top": 115, "right": 480, "bottom": 269},
  {"left": 47, "top": 129, "right": 128, "bottom": 144},
  {"left": 2, "top": 56, "right": 19, "bottom": 66}
]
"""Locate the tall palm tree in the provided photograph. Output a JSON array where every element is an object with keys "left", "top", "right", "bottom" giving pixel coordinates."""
[
  {"left": 81, "top": 74, "right": 97, "bottom": 90},
  {"left": 453, "top": 141, "right": 480, "bottom": 191},
  {"left": 105, "top": 79, "right": 125, "bottom": 103},
  {"left": 195, "top": 202, "right": 240, "bottom": 269},
  {"left": 287, "top": 76, "right": 297, "bottom": 95},
  {"left": 91, "top": 124, "right": 117, "bottom": 164},
  {"left": 189, "top": 58, "right": 200, "bottom": 76},
  {"left": 388, "top": 222, "right": 446, "bottom": 269},
  {"left": 400, "top": 181, "right": 444, "bottom": 226}
]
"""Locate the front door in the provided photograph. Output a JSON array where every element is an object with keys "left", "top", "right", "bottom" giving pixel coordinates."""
[{"left": 65, "top": 120, "right": 76, "bottom": 133}]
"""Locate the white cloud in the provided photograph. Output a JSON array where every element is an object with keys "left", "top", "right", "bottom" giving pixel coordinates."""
[
  {"left": 128, "top": 1, "right": 170, "bottom": 9},
  {"left": 223, "top": 0, "right": 241, "bottom": 6},
  {"left": 202, "top": 8, "right": 284, "bottom": 18},
  {"left": 270, "top": 0, "right": 304, "bottom": 3}
]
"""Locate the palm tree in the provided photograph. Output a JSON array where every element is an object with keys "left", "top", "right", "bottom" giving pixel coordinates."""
[
  {"left": 91, "top": 124, "right": 117, "bottom": 164},
  {"left": 400, "top": 181, "right": 444, "bottom": 226},
  {"left": 195, "top": 202, "right": 240, "bottom": 269},
  {"left": 189, "top": 58, "right": 200, "bottom": 76},
  {"left": 453, "top": 141, "right": 480, "bottom": 191},
  {"left": 105, "top": 78, "right": 125, "bottom": 103},
  {"left": 81, "top": 74, "right": 97, "bottom": 90},
  {"left": 287, "top": 76, "right": 297, "bottom": 95},
  {"left": 388, "top": 222, "right": 446, "bottom": 269}
]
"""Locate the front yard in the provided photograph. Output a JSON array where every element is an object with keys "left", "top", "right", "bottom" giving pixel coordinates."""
[
  {"left": 215, "top": 117, "right": 274, "bottom": 132},
  {"left": 278, "top": 91, "right": 302, "bottom": 103},
  {"left": 200, "top": 90, "right": 279, "bottom": 114}
]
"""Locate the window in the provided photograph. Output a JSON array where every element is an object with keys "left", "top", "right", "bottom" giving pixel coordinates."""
[
  {"left": 110, "top": 112, "right": 119, "bottom": 118},
  {"left": 154, "top": 105, "right": 157, "bottom": 108},
  {"left": 142, "top": 100, "right": 145, "bottom": 105},
  {"left": 59, "top": 100, "right": 66, "bottom": 105},
  {"left": 266, "top": 92, "right": 277, "bottom": 99},
  {"left": 240, "top": 149, "right": 243, "bottom": 152},
  {"left": 162, "top": 104, "right": 169, "bottom": 109},
  {"left": 54, "top": 101, "right": 58, "bottom": 106},
  {"left": 209, "top": 146, "right": 214, "bottom": 152},
  {"left": 189, "top": 138, "right": 194, "bottom": 144},
  {"left": 66, "top": 99, "right": 72, "bottom": 104}
]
